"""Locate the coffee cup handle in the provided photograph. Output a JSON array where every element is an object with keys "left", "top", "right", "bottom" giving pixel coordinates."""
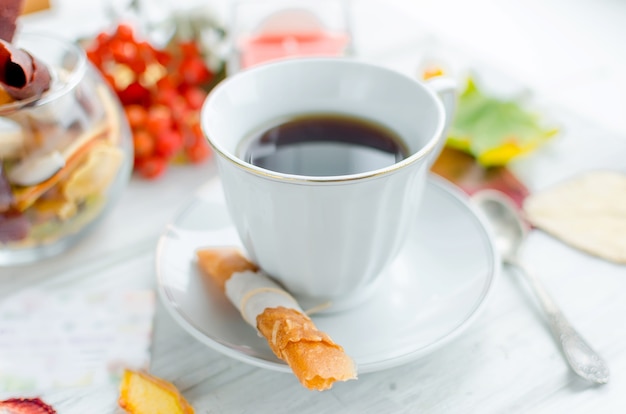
[
  {"left": 424, "top": 77, "right": 457, "bottom": 164},
  {"left": 425, "top": 76, "right": 457, "bottom": 131}
]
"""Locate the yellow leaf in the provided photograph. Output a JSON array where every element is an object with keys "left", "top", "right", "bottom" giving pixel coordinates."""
[{"left": 477, "top": 140, "right": 525, "bottom": 166}]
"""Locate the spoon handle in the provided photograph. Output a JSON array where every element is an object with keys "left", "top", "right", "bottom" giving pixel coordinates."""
[{"left": 513, "top": 262, "right": 610, "bottom": 384}]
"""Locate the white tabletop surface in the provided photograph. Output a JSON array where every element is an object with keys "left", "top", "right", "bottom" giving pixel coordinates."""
[{"left": 3, "top": 0, "right": 626, "bottom": 412}]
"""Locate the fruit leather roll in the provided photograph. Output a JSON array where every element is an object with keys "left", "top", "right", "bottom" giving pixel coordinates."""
[
  {"left": 196, "top": 247, "right": 357, "bottom": 391},
  {"left": 0, "top": 38, "right": 51, "bottom": 100}
]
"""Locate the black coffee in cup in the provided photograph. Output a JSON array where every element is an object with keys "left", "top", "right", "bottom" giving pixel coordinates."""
[{"left": 239, "top": 113, "right": 409, "bottom": 176}]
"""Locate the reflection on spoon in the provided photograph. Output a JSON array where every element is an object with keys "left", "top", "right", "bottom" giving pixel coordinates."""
[{"left": 473, "top": 189, "right": 610, "bottom": 385}]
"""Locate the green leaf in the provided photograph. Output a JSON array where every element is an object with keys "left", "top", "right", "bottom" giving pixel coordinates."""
[{"left": 447, "top": 77, "right": 557, "bottom": 166}]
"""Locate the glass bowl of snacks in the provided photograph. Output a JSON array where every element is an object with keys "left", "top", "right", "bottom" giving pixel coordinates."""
[{"left": 0, "top": 33, "right": 133, "bottom": 265}]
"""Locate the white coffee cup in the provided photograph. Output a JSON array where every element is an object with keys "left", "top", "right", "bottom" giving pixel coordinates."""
[{"left": 202, "top": 58, "right": 455, "bottom": 311}]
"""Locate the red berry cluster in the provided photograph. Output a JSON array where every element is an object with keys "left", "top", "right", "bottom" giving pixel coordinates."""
[{"left": 85, "top": 23, "right": 214, "bottom": 179}]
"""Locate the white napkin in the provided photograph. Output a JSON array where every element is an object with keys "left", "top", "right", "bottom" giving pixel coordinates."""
[{"left": 0, "top": 289, "right": 155, "bottom": 392}]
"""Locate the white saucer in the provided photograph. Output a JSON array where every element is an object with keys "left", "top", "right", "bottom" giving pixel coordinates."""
[{"left": 156, "top": 175, "right": 500, "bottom": 374}]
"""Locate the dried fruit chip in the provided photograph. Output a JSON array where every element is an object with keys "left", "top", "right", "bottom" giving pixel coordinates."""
[
  {"left": 0, "top": 397, "right": 57, "bottom": 414},
  {"left": 12, "top": 136, "right": 102, "bottom": 211},
  {"left": 0, "top": 162, "right": 15, "bottom": 211},
  {"left": 62, "top": 142, "right": 124, "bottom": 201},
  {"left": 119, "top": 369, "right": 194, "bottom": 414},
  {"left": 33, "top": 197, "right": 78, "bottom": 220},
  {"left": 0, "top": 210, "right": 30, "bottom": 242},
  {"left": 0, "top": 0, "right": 22, "bottom": 42},
  {"left": 0, "top": 85, "right": 14, "bottom": 105}
]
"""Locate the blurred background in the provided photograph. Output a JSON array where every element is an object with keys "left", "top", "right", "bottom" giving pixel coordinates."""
[{"left": 23, "top": 0, "right": 626, "bottom": 137}]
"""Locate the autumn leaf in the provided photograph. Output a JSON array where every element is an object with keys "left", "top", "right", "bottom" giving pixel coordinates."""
[
  {"left": 447, "top": 77, "right": 558, "bottom": 166},
  {"left": 431, "top": 147, "right": 529, "bottom": 208}
]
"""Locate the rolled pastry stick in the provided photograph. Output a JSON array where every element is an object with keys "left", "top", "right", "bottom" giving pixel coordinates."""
[{"left": 196, "top": 247, "right": 357, "bottom": 391}]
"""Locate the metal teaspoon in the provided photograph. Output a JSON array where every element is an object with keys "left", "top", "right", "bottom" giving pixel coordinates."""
[{"left": 472, "top": 189, "right": 610, "bottom": 384}]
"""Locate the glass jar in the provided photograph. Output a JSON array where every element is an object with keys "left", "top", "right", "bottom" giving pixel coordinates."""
[
  {"left": 0, "top": 34, "right": 133, "bottom": 265},
  {"left": 228, "top": 0, "right": 353, "bottom": 74}
]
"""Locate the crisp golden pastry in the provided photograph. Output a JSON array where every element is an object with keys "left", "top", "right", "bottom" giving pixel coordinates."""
[
  {"left": 196, "top": 247, "right": 357, "bottom": 390},
  {"left": 196, "top": 247, "right": 258, "bottom": 291},
  {"left": 257, "top": 306, "right": 358, "bottom": 390}
]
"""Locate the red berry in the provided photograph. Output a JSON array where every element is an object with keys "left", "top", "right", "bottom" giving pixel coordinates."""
[
  {"left": 183, "top": 87, "right": 206, "bottom": 111},
  {"left": 86, "top": 50, "right": 102, "bottom": 67},
  {"left": 155, "top": 75, "right": 177, "bottom": 91},
  {"left": 95, "top": 31, "right": 110, "bottom": 47},
  {"left": 111, "top": 40, "right": 138, "bottom": 65},
  {"left": 179, "top": 41, "right": 201, "bottom": 57},
  {"left": 179, "top": 57, "right": 212, "bottom": 86},
  {"left": 115, "top": 23, "right": 135, "bottom": 42},
  {"left": 186, "top": 139, "right": 211, "bottom": 163},
  {"left": 154, "top": 49, "right": 172, "bottom": 66},
  {"left": 87, "top": 24, "right": 217, "bottom": 178},
  {"left": 145, "top": 105, "right": 172, "bottom": 136},
  {"left": 128, "top": 57, "right": 147, "bottom": 74},
  {"left": 132, "top": 129, "right": 155, "bottom": 158},
  {"left": 117, "top": 81, "right": 151, "bottom": 106},
  {"left": 153, "top": 87, "right": 179, "bottom": 107},
  {"left": 155, "top": 129, "right": 183, "bottom": 157},
  {"left": 125, "top": 104, "right": 148, "bottom": 129},
  {"left": 170, "top": 96, "right": 189, "bottom": 119},
  {"left": 135, "top": 156, "right": 167, "bottom": 179}
]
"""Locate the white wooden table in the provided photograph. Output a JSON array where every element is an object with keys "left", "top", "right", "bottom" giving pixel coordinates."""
[{"left": 3, "top": 1, "right": 626, "bottom": 412}]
